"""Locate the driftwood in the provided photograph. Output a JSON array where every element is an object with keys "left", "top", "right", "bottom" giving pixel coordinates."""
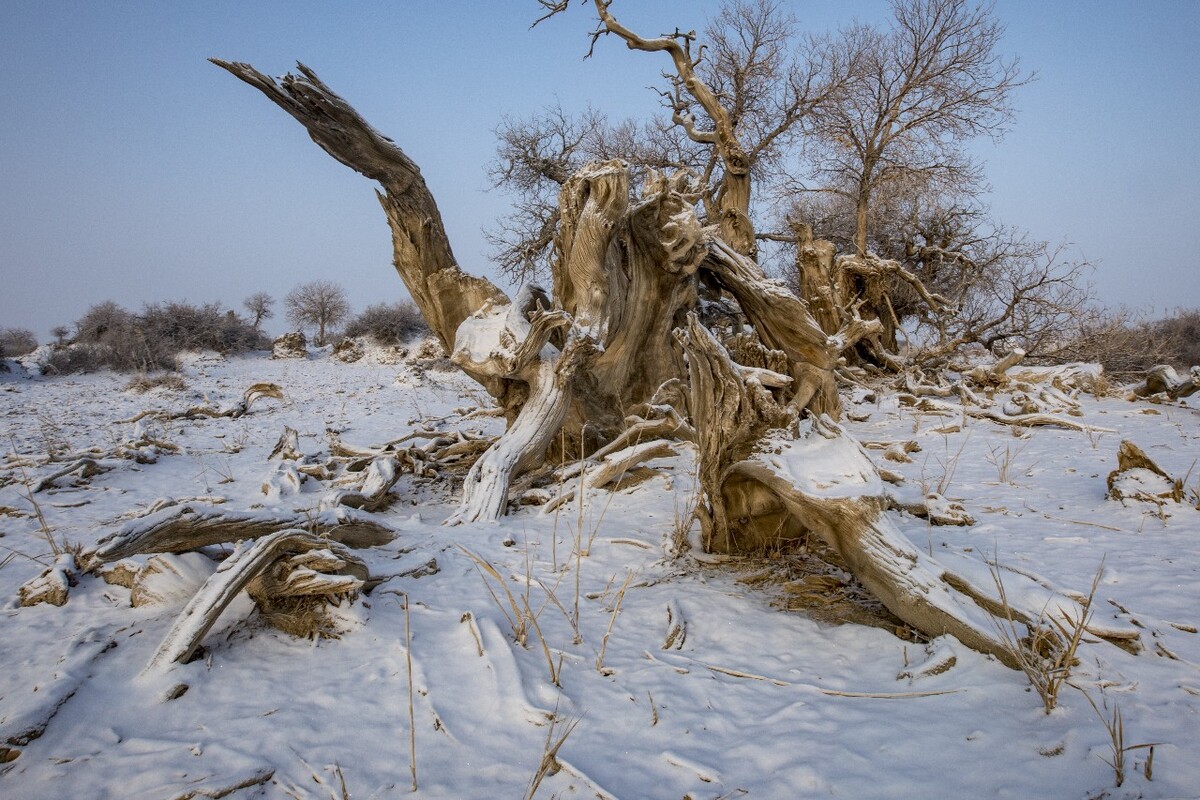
[
  {"left": 18, "top": 554, "right": 77, "bottom": 607},
  {"left": 117, "top": 382, "right": 283, "bottom": 423},
  {"left": 1106, "top": 440, "right": 1185, "bottom": 505},
  {"left": 1130, "top": 364, "right": 1199, "bottom": 401},
  {"left": 143, "top": 530, "right": 367, "bottom": 672},
  {"left": 92, "top": 504, "right": 394, "bottom": 562}
]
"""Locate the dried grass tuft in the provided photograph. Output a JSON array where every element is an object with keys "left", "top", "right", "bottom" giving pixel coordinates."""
[
  {"left": 124, "top": 372, "right": 188, "bottom": 393},
  {"left": 523, "top": 710, "right": 580, "bottom": 800},
  {"left": 1081, "top": 691, "right": 1160, "bottom": 787},
  {"left": 992, "top": 560, "right": 1102, "bottom": 713}
]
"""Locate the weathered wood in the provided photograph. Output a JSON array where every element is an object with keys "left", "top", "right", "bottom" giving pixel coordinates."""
[
  {"left": 210, "top": 60, "right": 507, "bottom": 359},
  {"left": 143, "top": 530, "right": 366, "bottom": 672},
  {"left": 1131, "top": 364, "right": 1199, "bottom": 401},
  {"left": 93, "top": 505, "right": 394, "bottom": 562}
]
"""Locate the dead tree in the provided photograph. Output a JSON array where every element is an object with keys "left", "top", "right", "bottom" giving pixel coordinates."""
[{"left": 211, "top": 59, "right": 1126, "bottom": 664}]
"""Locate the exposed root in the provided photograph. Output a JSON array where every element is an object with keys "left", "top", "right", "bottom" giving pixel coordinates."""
[
  {"left": 144, "top": 530, "right": 367, "bottom": 672},
  {"left": 92, "top": 504, "right": 394, "bottom": 563}
]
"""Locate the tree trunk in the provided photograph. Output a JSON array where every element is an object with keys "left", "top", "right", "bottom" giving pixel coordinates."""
[
  {"left": 213, "top": 60, "right": 1087, "bottom": 664},
  {"left": 854, "top": 178, "right": 870, "bottom": 259},
  {"left": 793, "top": 224, "right": 842, "bottom": 336},
  {"left": 718, "top": 162, "right": 756, "bottom": 259},
  {"left": 211, "top": 60, "right": 507, "bottom": 363},
  {"left": 680, "top": 317, "right": 1026, "bottom": 668}
]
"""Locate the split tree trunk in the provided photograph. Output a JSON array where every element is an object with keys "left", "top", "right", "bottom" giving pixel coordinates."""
[{"left": 213, "top": 60, "right": 1094, "bottom": 664}]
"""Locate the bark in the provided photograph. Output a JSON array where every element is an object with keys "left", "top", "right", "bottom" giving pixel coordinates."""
[
  {"left": 679, "top": 320, "right": 1028, "bottom": 667},
  {"left": 792, "top": 224, "right": 841, "bottom": 335}
]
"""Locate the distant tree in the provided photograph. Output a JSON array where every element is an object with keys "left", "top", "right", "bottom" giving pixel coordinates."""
[
  {"left": 809, "top": 0, "right": 1027, "bottom": 258},
  {"left": 0, "top": 327, "right": 38, "bottom": 358},
  {"left": 243, "top": 292, "right": 275, "bottom": 330},
  {"left": 284, "top": 281, "right": 350, "bottom": 346},
  {"left": 74, "top": 300, "right": 135, "bottom": 344},
  {"left": 51, "top": 325, "right": 70, "bottom": 345}
]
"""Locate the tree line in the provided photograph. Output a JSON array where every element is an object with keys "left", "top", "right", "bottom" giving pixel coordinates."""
[{"left": 0, "top": 280, "right": 427, "bottom": 373}]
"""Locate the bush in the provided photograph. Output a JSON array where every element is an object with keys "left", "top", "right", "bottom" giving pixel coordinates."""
[
  {"left": 343, "top": 301, "right": 428, "bottom": 345},
  {"left": 0, "top": 327, "right": 38, "bottom": 358},
  {"left": 46, "top": 300, "right": 269, "bottom": 374},
  {"left": 1154, "top": 309, "right": 1200, "bottom": 368},
  {"left": 138, "top": 301, "right": 266, "bottom": 355},
  {"left": 1049, "top": 307, "right": 1187, "bottom": 381}
]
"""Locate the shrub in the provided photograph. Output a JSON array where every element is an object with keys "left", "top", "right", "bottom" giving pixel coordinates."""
[
  {"left": 1047, "top": 307, "right": 1183, "bottom": 381},
  {"left": 0, "top": 328, "right": 38, "bottom": 358},
  {"left": 138, "top": 301, "right": 266, "bottom": 355},
  {"left": 74, "top": 301, "right": 135, "bottom": 344},
  {"left": 343, "top": 301, "right": 428, "bottom": 345},
  {"left": 1154, "top": 308, "right": 1200, "bottom": 368},
  {"left": 46, "top": 300, "right": 268, "bottom": 374}
]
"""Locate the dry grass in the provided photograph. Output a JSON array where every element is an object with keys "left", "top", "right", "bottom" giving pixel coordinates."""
[
  {"left": 595, "top": 571, "right": 633, "bottom": 675},
  {"left": 992, "top": 561, "right": 1102, "bottom": 713},
  {"left": 403, "top": 593, "right": 418, "bottom": 791},
  {"left": 1081, "top": 691, "right": 1159, "bottom": 787},
  {"left": 9, "top": 435, "right": 60, "bottom": 559},
  {"left": 921, "top": 431, "right": 971, "bottom": 496},
  {"left": 458, "top": 544, "right": 530, "bottom": 646},
  {"left": 523, "top": 710, "right": 580, "bottom": 800},
  {"left": 985, "top": 440, "right": 1031, "bottom": 484},
  {"left": 459, "top": 544, "right": 564, "bottom": 686},
  {"left": 124, "top": 372, "right": 188, "bottom": 393},
  {"left": 669, "top": 475, "right": 700, "bottom": 558}
]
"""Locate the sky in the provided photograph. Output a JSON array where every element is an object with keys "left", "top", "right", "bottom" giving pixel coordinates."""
[{"left": 1, "top": 1, "right": 1198, "bottom": 342}]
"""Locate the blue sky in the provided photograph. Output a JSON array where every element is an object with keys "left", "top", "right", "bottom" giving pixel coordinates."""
[{"left": 2, "top": 1, "right": 1198, "bottom": 341}]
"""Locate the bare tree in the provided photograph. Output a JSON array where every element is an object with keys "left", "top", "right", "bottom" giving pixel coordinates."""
[
  {"left": 783, "top": 179, "right": 1091, "bottom": 362},
  {"left": 809, "top": 0, "right": 1027, "bottom": 258},
  {"left": 529, "top": 0, "right": 848, "bottom": 259},
  {"left": 51, "top": 325, "right": 70, "bottom": 345},
  {"left": 284, "top": 281, "right": 350, "bottom": 346},
  {"left": 0, "top": 327, "right": 38, "bottom": 357},
  {"left": 243, "top": 292, "right": 275, "bottom": 330}
]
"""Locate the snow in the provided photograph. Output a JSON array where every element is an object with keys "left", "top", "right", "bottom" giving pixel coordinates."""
[{"left": 2, "top": 351, "right": 1199, "bottom": 798}]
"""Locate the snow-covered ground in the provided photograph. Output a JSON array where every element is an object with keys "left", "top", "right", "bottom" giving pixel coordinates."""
[{"left": 1, "top": 349, "right": 1197, "bottom": 799}]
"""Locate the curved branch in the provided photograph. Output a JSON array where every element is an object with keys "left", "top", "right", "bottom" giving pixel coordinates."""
[{"left": 211, "top": 59, "right": 507, "bottom": 356}]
